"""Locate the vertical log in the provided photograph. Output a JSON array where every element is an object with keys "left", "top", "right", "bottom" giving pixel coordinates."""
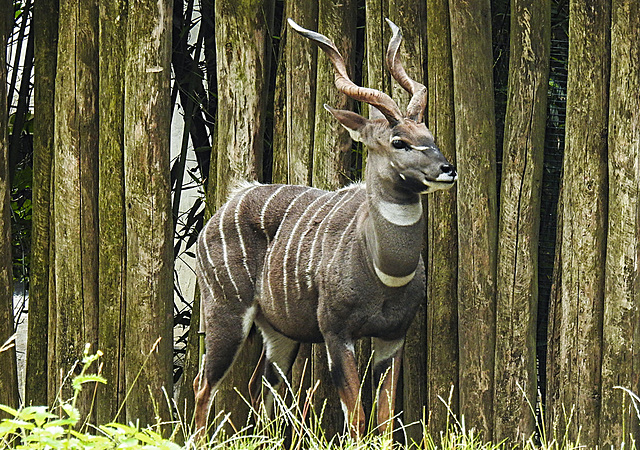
[
  {"left": 52, "top": 0, "right": 100, "bottom": 419},
  {"left": 386, "top": 2, "right": 429, "bottom": 441},
  {"left": 214, "top": 0, "right": 273, "bottom": 205},
  {"left": 494, "top": 0, "right": 550, "bottom": 441},
  {"left": 272, "top": 0, "right": 319, "bottom": 399},
  {"left": 213, "top": 0, "right": 274, "bottom": 430},
  {"left": 547, "top": 0, "right": 610, "bottom": 445},
  {"left": 272, "top": 0, "right": 318, "bottom": 186},
  {"left": 425, "top": 0, "right": 459, "bottom": 437},
  {"left": 27, "top": 0, "right": 58, "bottom": 408},
  {"left": 311, "top": 0, "right": 356, "bottom": 191},
  {"left": 448, "top": 0, "right": 498, "bottom": 438},
  {"left": 309, "top": 0, "right": 357, "bottom": 436},
  {"left": 97, "top": 0, "right": 127, "bottom": 424},
  {"left": 600, "top": 0, "right": 640, "bottom": 445},
  {"left": 364, "top": 0, "right": 389, "bottom": 97},
  {"left": 0, "top": 0, "right": 19, "bottom": 412},
  {"left": 123, "top": 0, "right": 174, "bottom": 428}
]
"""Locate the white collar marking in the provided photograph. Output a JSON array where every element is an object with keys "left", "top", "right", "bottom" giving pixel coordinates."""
[
  {"left": 374, "top": 264, "right": 416, "bottom": 287},
  {"left": 376, "top": 200, "right": 423, "bottom": 226}
]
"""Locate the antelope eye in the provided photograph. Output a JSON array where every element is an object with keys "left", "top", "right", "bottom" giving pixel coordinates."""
[{"left": 391, "top": 139, "right": 407, "bottom": 150}]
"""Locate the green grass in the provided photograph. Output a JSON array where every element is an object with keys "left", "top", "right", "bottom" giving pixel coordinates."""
[{"left": 1, "top": 342, "right": 638, "bottom": 449}]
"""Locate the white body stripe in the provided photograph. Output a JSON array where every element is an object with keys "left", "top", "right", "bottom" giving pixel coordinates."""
[
  {"left": 260, "top": 185, "right": 288, "bottom": 240},
  {"left": 235, "top": 186, "right": 259, "bottom": 286},
  {"left": 265, "top": 189, "right": 315, "bottom": 312},
  {"left": 309, "top": 187, "right": 360, "bottom": 279},
  {"left": 327, "top": 211, "right": 359, "bottom": 272},
  {"left": 285, "top": 191, "right": 333, "bottom": 299},
  {"left": 218, "top": 201, "right": 242, "bottom": 301}
]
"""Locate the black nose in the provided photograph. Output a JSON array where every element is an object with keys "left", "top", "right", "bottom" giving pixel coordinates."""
[{"left": 440, "top": 164, "right": 456, "bottom": 176}]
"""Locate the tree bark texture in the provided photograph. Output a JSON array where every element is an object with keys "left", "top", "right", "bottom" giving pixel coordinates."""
[
  {"left": 600, "top": 0, "right": 640, "bottom": 445},
  {"left": 547, "top": 0, "right": 610, "bottom": 445},
  {"left": 311, "top": 0, "right": 356, "bottom": 191},
  {"left": 123, "top": 0, "right": 174, "bottom": 428},
  {"left": 212, "top": 0, "right": 274, "bottom": 430},
  {"left": 27, "top": 0, "right": 58, "bottom": 408},
  {"left": 308, "top": 0, "right": 357, "bottom": 437},
  {"left": 214, "top": 0, "right": 273, "bottom": 206},
  {"left": 97, "top": 0, "right": 127, "bottom": 425},
  {"left": 384, "top": 1, "right": 430, "bottom": 441},
  {"left": 449, "top": 0, "right": 498, "bottom": 439},
  {"left": 272, "top": 0, "right": 317, "bottom": 185},
  {"left": 52, "top": 0, "right": 100, "bottom": 420},
  {"left": 0, "top": 0, "right": 20, "bottom": 412},
  {"left": 425, "top": 0, "right": 459, "bottom": 437},
  {"left": 493, "top": 0, "right": 550, "bottom": 441}
]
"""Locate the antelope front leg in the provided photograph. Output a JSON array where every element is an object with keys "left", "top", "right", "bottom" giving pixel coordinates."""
[
  {"left": 324, "top": 334, "right": 366, "bottom": 437},
  {"left": 372, "top": 337, "right": 404, "bottom": 434}
]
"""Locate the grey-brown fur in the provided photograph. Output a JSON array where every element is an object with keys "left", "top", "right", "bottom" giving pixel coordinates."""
[{"left": 193, "top": 19, "right": 457, "bottom": 439}]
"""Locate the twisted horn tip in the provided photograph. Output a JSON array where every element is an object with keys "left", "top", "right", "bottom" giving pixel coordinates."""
[{"left": 384, "top": 18, "right": 401, "bottom": 37}]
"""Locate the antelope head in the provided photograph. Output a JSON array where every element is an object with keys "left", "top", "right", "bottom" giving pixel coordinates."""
[{"left": 289, "top": 18, "right": 457, "bottom": 198}]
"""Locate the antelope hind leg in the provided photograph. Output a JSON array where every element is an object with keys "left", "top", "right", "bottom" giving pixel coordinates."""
[
  {"left": 193, "top": 304, "right": 257, "bottom": 441},
  {"left": 372, "top": 337, "right": 404, "bottom": 435},
  {"left": 325, "top": 334, "right": 366, "bottom": 438},
  {"left": 249, "top": 317, "right": 300, "bottom": 416}
]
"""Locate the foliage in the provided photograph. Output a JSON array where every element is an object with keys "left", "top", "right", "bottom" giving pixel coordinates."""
[
  {"left": 0, "top": 346, "right": 180, "bottom": 450},
  {"left": 0, "top": 345, "right": 638, "bottom": 450}
]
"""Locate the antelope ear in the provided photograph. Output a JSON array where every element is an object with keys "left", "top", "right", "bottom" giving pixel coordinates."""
[{"left": 324, "top": 104, "right": 369, "bottom": 142}]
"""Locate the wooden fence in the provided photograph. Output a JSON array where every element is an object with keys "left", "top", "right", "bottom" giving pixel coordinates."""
[{"left": 184, "top": 0, "right": 640, "bottom": 447}]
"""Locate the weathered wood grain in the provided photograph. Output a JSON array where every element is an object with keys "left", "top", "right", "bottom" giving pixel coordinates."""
[
  {"left": 493, "top": 0, "right": 550, "bottom": 441},
  {"left": 547, "top": 0, "right": 611, "bottom": 445},
  {"left": 425, "top": 0, "right": 459, "bottom": 438},
  {"left": 448, "top": 0, "right": 498, "bottom": 439},
  {"left": 123, "top": 0, "right": 173, "bottom": 428},
  {"left": 600, "top": 0, "right": 640, "bottom": 445},
  {"left": 97, "top": 0, "right": 127, "bottom": 425},
  {"left": 52, "top": 0, "right": 100, "bottom": 421}
]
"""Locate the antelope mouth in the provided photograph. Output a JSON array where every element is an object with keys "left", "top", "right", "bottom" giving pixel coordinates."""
[{"left": 421, "top": 174, "right": 457, "bottom": 192}]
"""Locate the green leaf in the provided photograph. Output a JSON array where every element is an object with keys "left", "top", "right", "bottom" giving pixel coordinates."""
[
  {"left": 72, "top": 374, "right": 108, "bottom": 391},
  {"left": 0, "top": 404, "right": 19, "bottom": 417}
]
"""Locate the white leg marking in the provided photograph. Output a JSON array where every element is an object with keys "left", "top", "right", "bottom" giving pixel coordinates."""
[
  {"left": 372, "top": 337, "right": 404, "bottom": 366},
  {"left": 242, "top": 305, "right": 257, "bottom": 337}
]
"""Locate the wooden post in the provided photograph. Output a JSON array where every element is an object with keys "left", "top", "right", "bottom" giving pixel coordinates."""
[
  {"left": 546, "top": 0, "right": 610, "bottom": 445},
  {"left": 0, "top": 0, "right": 19, "bottom": 412},
  {"left": 600, "top": 0, "right": 640, "bottom": 445},
  {"left": 97, "top": 0, "right": 127, "bottom": 425},
  {"left": 385, "top": 1, "right": 429, "bottom": 442},
  {"left": 212, "top": 0, "right": 274, "bottom": 431},
  {"left": 494, "top": 0, "right": 550, "bottom": 441},
  {"left": 123, "top": 0, "right": 174, "bottom": 428},
  {"left": 52, "top": 0, "right": 100, "bottom": 421},
  {"left": 26, "top": 0, "right": 58, "bottom": 409},
  {"left": 425, "top": 0, "right": 459, "bottom": 437},
  {"left": 448, "top": 0, "right": 498, "bottom": 439}
]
